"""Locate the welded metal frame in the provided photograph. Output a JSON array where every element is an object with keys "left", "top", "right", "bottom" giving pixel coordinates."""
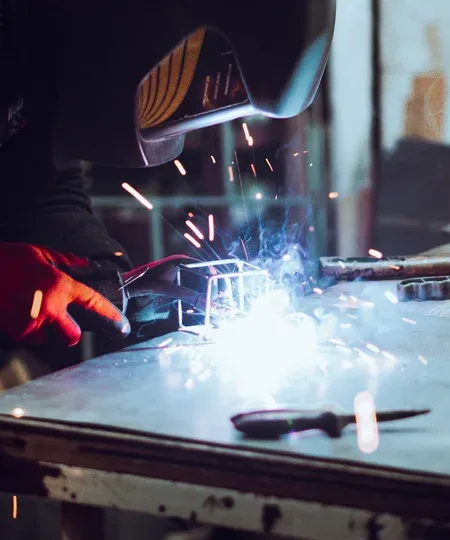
[{"left": 176, "top": 258, "right": 269, "bottom": 337}]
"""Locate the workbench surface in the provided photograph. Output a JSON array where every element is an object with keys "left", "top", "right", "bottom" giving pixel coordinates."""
[{"left": 0, "top": 279, "right": 447, "bottom": 479}]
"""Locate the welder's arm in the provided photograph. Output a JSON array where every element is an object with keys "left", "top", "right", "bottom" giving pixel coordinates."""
[
  {"left": 30, "top": 164, "right": 132, "bottom": 272},
  {"left": 0, "top": 243, "right": 130, "bottom": 346}
]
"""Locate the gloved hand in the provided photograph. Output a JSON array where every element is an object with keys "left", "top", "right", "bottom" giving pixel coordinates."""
[{"left": 0, "top": 243, "right": 130, "bottom": 346}]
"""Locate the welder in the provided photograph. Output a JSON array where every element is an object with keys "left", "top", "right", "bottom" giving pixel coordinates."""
[{"left": 0, "top": 0, "right": 335, "bottom": 351}]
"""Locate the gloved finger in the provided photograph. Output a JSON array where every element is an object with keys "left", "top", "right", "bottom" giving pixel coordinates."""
[
  {"left": 39, "top": 247, "right": 91, "bottom": 269},
  {"left": 52, "top": 312, "right": 83, "bottom": 347},
  {"left": 4, "top": 316, "right": 40, "bottom": 344},
  {"left": 23, "top": 321, "right": 49, "bottom": 346},
  {"left": 70, "top": 281, "right": 131, "bottom": 337}
]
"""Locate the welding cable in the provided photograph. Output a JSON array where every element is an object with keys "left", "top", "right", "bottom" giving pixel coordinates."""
[{"left": 126, "top": 281, "right": 208, "bottom": 312}]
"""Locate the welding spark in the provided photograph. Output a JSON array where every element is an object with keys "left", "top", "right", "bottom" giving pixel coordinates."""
[
  {"left": 328, "top": 192, "right": 339, "bottom": 199},
  {"left": 418, "top": 355, "right": 429, "bottom": 366},
  {"left": 354, "top": 391, "right": 379, "bottom": 454},
  {"left": 210, "top": 155, "right": 216, "bottom": 164},
  {"left": 208, "top": 214, "right": 215, "bottom": 242},
  {"left": 30, "top": 290, "right": 43, "bottom": 320},
  {"left": 384, "top": 290, "right": 399, "bottom": 304},
  {"left": 185, "top": 220, "right": 204, "bottom": 240},
  {"left": 250, "top": 164, "right": 257, "bottom": 177},
  {"left": 368, "top": 248, "right": 383, "bottom": 259},
  {"left": 184, "top": 233, "right": 201, "bottom": 249},
  {"left": 366, "top": 342, "right": 380, "bottom": 354},
  {"left": 402, "top": 317, "right": 417, "bottom": 325},
  {"left": 158, "top": 338, "right": 173, "bottom": 348},
  {"left": 174, "top": 159, "right": 187, "bottom": 175},
  {"left": 11, "top": 407, "right": 25, "bottom": 418},
  {"left": 247, "top": 136, "right": 254, "bottom": 147},
  {"left": 122, "top": 182, "right": 154, "bottom": 210},
  {"left": 293, "top": 152, "right": 299, "bottom": 156},
  {"left": 242, "top": 122, "right": 250, "bottom": 140},
  {"left": 228, "top": 165, "right": 234, "bottom": 182},
  {"left": 12, "top": 496, "right": 17, "bottom": 520},
  {"left": 381, "top": 350, "right": 396, "bottom": 362},
  {"left": 265, "top": 158, "right": 274, "bottom": 172}
]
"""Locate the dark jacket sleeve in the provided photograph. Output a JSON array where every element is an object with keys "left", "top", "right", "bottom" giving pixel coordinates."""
[{"left": 0, "top": 125, "right": 132, "bottom": 271}]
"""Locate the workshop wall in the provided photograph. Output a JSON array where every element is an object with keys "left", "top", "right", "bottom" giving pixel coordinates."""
[
  {"left": 375, "top": 0, "right": 450, "bottom": 254},
  {"left": 329, "top": 0, "right": 373, "bottom": 256}
]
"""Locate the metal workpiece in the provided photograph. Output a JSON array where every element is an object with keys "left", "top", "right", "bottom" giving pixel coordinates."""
[
  {"left": 397, "top": 275, "right": 450, "bottom": 302},
  {"left": 0, "top": 279, "right": 449, "bottom": 538},
  {"left": 177, "top": 259, "right": 269, "bottom": 337},
  {"left": 319, "top": 254, "right": 450, "bottom": 281}
]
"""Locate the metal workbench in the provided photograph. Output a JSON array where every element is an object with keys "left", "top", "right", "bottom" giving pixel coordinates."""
[{"left": 1, "top": 279, "right": 450, "bottom": 539}]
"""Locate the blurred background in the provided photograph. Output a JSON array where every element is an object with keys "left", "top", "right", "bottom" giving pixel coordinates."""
[{"left": 87, "top": 0, "right": 450, "bottom": 270}]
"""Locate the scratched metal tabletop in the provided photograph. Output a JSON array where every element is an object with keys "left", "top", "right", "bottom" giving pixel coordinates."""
[{"left": 0, "top": 279, "right": 448, "bottom": 476}]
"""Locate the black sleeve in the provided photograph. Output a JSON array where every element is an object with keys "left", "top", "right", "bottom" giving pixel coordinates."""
[
  {"left": 0, "top": 131, "right": 132, "bottom": 271},
  {"left": 35, "top": 168, "right": 132, "bottom": 271}
]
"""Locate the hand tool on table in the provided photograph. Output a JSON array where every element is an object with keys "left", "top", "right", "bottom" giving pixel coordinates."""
[{"left": 231, "top": 408, "right": 431, "bottom": 439}]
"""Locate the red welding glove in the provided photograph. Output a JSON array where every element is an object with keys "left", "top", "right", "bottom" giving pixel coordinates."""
[{"left": 0, "top": 243, "right": 130, "bottom": 346}]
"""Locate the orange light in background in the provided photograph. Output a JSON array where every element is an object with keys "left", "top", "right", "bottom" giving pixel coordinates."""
[
  {"left": 184, "top": 233, "right": 201, "bottom": 249},
  {"left": 354, "top": 391, "right": 379, "bottom": 454},
  {"left": 185, "top": 220, "right": 204, "bottom": 240},
  {"left": 122, "top": 182, "right": 154, "bottom": 210},
  {"left": 30, "top": 290, "right": 43, "bottom": 320},
  {"left": 174, "top": 159, "right": 187, "bottom": 175},
  {"left": 208, "top": 214, "right": 215, "bottom": 242}
]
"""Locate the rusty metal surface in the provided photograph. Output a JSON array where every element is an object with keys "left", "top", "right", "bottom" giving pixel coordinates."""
[{"left": 38, "top": 463, "right": 422, "bottom": 539}]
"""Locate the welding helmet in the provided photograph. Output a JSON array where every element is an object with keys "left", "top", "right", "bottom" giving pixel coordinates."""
[{"left": 1, "top": 0, "right": 335, "bottom": 169}]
